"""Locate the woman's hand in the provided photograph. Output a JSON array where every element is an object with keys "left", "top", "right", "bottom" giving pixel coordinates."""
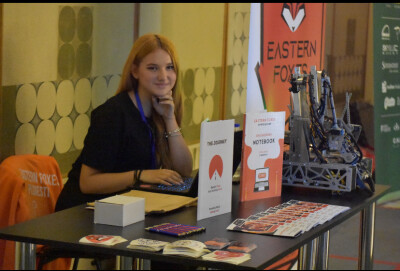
[
  {"left": 152, "top": 90, "right": 175, "bottom": 120},
  {"left": 140, "top": 169, "right": 184, "bottom": 186}
]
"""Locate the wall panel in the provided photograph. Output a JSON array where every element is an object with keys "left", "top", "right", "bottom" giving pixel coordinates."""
[{"left": 1, "top": 4, "right": 134, "bottom": 177}]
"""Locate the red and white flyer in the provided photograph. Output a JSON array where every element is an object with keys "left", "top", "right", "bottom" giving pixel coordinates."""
[
  {"left": 202, "top": 250, "right": 251, "bottom": 265},
  {"left": 79, "top": 234, "right": 127, "bottom": 246}
]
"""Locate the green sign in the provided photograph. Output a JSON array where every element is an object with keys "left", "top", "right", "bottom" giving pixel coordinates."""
[{"left": 373, "top": 3, "right": 400, "bottom": 191}]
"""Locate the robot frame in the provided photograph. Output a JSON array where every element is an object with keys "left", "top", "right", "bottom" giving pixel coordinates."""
[{"left": 282, "top": 66, "right": 375, "bottom": 195}]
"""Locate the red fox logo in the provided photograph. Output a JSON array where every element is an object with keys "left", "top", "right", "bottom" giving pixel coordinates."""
[{"left": 281, "top": 3, "right": 306, "bottom": 32}]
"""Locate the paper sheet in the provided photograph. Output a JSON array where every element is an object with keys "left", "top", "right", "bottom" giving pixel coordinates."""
[{"left": 121, "top": 190, "right": 197, "bottom": 214}]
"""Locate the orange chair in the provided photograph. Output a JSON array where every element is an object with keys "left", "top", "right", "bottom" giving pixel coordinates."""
[{"left": 0, "top": 154, "right": 71, "bottom": 270}]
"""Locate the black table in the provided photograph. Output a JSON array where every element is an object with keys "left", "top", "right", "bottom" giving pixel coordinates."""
[{"left": 0, "top": 184, "right": 390, "bottom": 270}]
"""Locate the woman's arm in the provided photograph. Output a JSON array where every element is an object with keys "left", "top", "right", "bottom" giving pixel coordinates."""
[
  {"left": 152, "top": 94, "right": 193, "bottom": 177},
  {"left": 79, "top": 164, "right": 134, "bottom": 194},
  {"left": 163, "top": 117, "right": 193, "bottom": 177},
  {"left": 79, "top": 164, "right": 185, "bottom": 194}
]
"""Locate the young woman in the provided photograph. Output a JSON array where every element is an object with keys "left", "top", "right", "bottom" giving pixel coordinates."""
[{"left": 56, "top": 34, "right": 193, "bottom": 211}]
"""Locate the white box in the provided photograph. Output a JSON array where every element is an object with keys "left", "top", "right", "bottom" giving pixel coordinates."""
[{"left": 94, "top": 195, "right": 145, "bottom": 227}]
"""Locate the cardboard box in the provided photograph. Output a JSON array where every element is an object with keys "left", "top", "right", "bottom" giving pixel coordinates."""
[{"left": 94, "top": 195, "right": 145, "bottom": 227}]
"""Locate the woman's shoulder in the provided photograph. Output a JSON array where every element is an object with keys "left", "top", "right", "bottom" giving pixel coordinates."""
[{"left": 91, "top": 92, "right": 130, "bottom": 116}]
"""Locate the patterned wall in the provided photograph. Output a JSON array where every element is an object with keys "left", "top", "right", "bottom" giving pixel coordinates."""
[
  {"left": 1, "top": 4, "right": 130, "bottom": 176},
  {"left": 181, "top": 67, "right": 221, "bottom": 169},
  {"left": 178, "top": 4, "right": 250, "bottom": 169},
  {"left": 181, "top": 67, "right": 221, "bottom": 141},
  {"left": 2, "top": 75, "right": 121, "bottom": 175},
  {"left": 58, "top": 6, "right": 93, "bottom": 81},
  {"left": 225, "top": 7, "right": 250, "bottom": 127}
]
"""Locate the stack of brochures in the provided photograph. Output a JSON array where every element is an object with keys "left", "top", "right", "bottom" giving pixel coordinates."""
[
  {"left": 227, "top": 200, "right": 350, "bottom": 237},
  {"left": 127, "top": 238, "right": 170, "bottom": 252},
  {"left": 202, "top": 250, "right": 251, "bottom": 265},
  {"left": 163, "top": 240, "right": 210, "bottom": 258}
]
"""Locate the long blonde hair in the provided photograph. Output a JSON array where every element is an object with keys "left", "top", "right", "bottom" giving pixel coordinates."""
[{"left": 116, "top": 33, "right": 183, "bottom": 169}]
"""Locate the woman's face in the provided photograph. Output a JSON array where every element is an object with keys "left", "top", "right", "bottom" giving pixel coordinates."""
[{"left": 132, "top": 48, "right": 176, "bottom": 98}]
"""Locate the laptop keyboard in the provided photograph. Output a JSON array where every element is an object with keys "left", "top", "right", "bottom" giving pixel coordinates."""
[{"left": 155, "top": 177, "right": 195, "bottom": 192}]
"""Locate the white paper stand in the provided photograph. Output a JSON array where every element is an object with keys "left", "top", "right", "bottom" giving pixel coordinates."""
[{"left": 197, "top": 119, "right": 234, "bottom": 221}]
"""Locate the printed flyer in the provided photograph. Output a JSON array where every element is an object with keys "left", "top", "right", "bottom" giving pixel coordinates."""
[
  {"left": 239, "top": 111, "right": 285, "bottom": 201},
  {"left": 79, "top": 235, "right": 127, "bottom": 246},
  {"left": 197, "top": 119, "right": 234, "bottom": 221}
]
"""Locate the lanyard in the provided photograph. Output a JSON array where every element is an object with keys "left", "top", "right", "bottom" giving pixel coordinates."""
[{"left": 134, "top": 91, "right": 157, "bottom": 169}]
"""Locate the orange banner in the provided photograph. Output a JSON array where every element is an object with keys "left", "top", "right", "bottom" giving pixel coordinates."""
[{"left": 256, "top": 3, "right": 326, "bottom": 114}]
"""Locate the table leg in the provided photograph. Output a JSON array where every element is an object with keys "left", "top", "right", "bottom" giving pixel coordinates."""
[
  {"left": 15, "top": 242, "right": 21, "bottom": 269},
  {"left": 298, "top": 245, "right": 304, "bottom": 270},
  {"left": 298, "top": 239, "right": 317, "bottom": 270},
  {"left": 358, "top": 202, "right": 376, "bottom": 270},
  {"left": 316, "top": 231, "right": 330, "bottom": 270},
  {"left": 17, "top": 242, "right": 36, "bottom": 270},
  {"left": 118, "top": 256, "right": 133, "bottom": 270},
  {"left": 134, "top": 258, "right": 142, "bottom": 270}
]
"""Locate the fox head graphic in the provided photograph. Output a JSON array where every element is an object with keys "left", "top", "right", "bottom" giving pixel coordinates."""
[{"left": 281, "top": 3, "right": 306, "bottom": 32}]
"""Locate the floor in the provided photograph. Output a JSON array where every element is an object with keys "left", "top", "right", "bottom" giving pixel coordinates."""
[
  {"left": 76, "top": 192, "right": 400, "bottom": 270},
  {"left": 328, "top": 193, "right": 400, "bottom": 270}
]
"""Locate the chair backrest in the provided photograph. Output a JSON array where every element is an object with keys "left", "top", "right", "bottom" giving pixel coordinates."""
[{"left": 0, "top": 154, "right": 66, "bottom": 270}]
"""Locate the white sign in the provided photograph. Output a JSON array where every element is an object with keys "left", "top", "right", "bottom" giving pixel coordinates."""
[{"left": 197, "top": 119, "right": 234, "bottom": 221}]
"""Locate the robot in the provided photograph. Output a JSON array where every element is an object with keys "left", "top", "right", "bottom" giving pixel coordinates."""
[{"left": 282, "top": 66, "right": 375, "bottom": 195}]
